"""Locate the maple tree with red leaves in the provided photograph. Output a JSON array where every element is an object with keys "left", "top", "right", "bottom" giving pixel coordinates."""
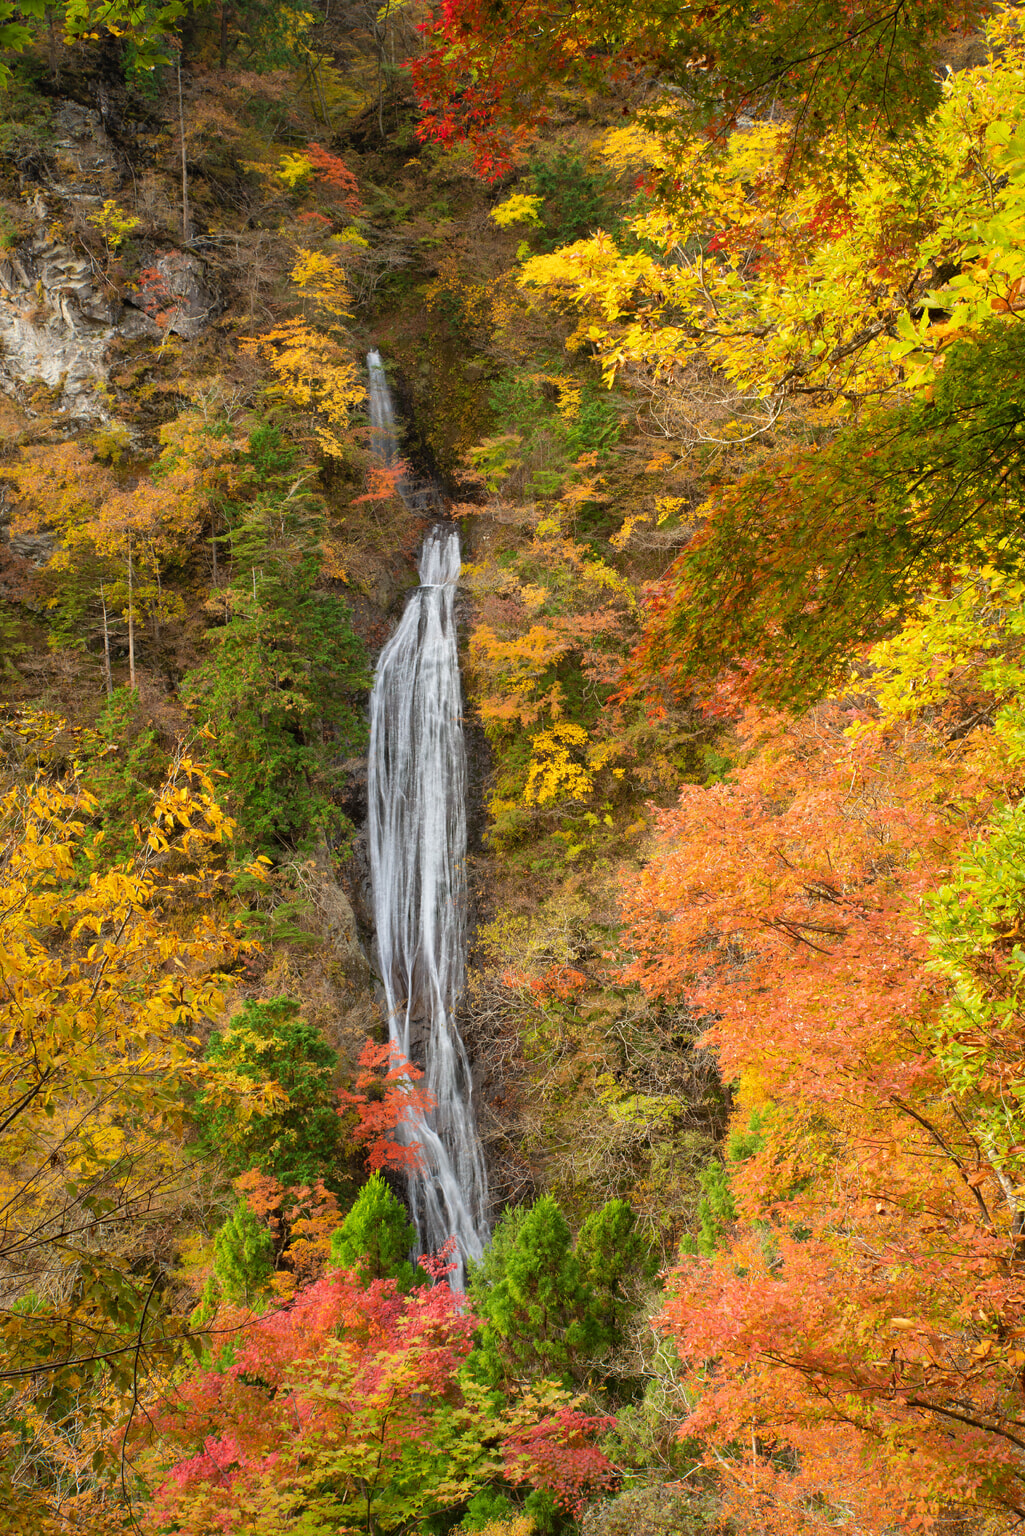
[
  {"left": 305, "top": 142, "right": 361, "bottom": 213},
  {"left": 133, "top": 1260, "right": 616, "bottom": 1535},
  {"left": 338, "top": 1039, "right": 437, "bottom": 1174},
  {"left": 410, "top": 0, "right": 985, "bottom": 178}
]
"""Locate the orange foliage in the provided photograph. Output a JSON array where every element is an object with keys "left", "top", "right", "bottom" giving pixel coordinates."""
[
  {"left": 620, "top": 703, "right": 1025, "bottom": 1528},
  {"left": 338, "top": 1040, "right": 437, "bottom": 1174}
]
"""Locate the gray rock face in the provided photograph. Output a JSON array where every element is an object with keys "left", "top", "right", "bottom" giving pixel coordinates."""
[
  {"left": 49, "top": 103, "right": 121, "bottom": 201},
  {"left": 0, "top": 238, "right": 122, "bottom": 420},
  {"left": 0, "top": 101, "right": 220, "bottom": 420},
  {"left": 0, "top": 484, "right": 54, "bottom": 566},
  {"left": 123, "top": 249, "right": 219, "bottom": 341}
]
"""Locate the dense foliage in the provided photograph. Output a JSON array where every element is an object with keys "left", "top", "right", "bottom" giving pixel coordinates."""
[{"left": 8, "top": 0, "right": 1025, "bottom": 1533}]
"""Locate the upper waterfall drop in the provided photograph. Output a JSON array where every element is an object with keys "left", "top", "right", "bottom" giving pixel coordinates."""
[
  {"left": 367, "top": 349, "right": 401, "bottom": 469},
  {"left": 365, "top": 352, "right": 489, "bottom": 1284}
]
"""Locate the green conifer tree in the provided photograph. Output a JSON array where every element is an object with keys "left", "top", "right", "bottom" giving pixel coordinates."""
[
  {"left": 471, "top": 1195, "right": 602, "bottom": 1388},
  {"left": 576, "top": 1197, "right": 648, "bottom": 1349},
  {"left": 329, "top": 1171, "right": 419, "bottom": 1288},
  {"left": 196, "top": 997, "right": 345, "bottom": 1190},
  {"left": 182, "top": 425, "right": 369, "bottom": 855},
  {"left": 213, "top": 1198, "right": 275, "bottom": 1305}
]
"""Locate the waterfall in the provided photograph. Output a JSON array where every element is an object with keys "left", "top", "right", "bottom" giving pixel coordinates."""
[
  {"left": 366, "top": 352, "right": 489, "bottom": 1285},
  {"left": 367, "top": 349, "right": 402, "bottom": 471}
]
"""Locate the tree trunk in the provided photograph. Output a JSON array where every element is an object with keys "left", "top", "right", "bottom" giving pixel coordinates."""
[
  {"left": 177, "top": 54, "right": 190, "bottom": 244},
  {"left": 127, "top": 533, "right": 136, "bottom": 691},
  {"left": 100, "top": 584, "right": 113, "bottom": 699}
]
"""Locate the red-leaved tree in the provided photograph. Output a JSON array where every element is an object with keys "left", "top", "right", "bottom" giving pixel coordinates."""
[{"left": 133, "top": 1265, "right": 615, "bottom": 1533}]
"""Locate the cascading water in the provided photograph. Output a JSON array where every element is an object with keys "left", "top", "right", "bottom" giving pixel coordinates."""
[
  {"left": 367, "top": 349, "right": 403, "bottom": 473},
  {"left": 365, "top": 352, "right": 489, "bottom": 1285}
]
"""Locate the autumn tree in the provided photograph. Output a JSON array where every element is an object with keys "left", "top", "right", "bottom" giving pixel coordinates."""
[
  {"left": 615, "top": 589, "right": 1025, "bottom": 1528},
  {"left": 134, "top": 1261, "right": 616, "bottom": 1534},
  {"left": 510, "top": 19, "right": 1025, "bottom": 708},
  {"left": 0, "top": 708, "right": 267, "bottom": 1526},
  {"left": 410, "top": 0, "right": 983, "bottom": 178},
  {"left": 243, "top": 247, "right": 366, "bottom": 460}
]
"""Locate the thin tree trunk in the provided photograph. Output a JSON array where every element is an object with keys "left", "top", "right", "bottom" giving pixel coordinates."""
[
  {"left": 177, "top": 54, "right": 190, "bottom": 244},
  {"left": 127, "top": 532, "right": 136, "bottom": 691},
  {"left": 153, "top": 559, "right": 162, "bottom": 646},
  {"left": 100, "top": 584, "right": 113, "bottom": 699}
]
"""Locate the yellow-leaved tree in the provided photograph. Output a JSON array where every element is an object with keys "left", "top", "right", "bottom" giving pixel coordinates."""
[
  {"left": 243, "top": 248, "right": 366, "bottom": 458},
  {"left": 0, "top": 709, "right": 271, "bottom": 1527}
]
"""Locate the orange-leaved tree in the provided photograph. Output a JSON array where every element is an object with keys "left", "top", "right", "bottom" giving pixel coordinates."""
[{"left": 619, "top": 646, "right": 1025, "bottom": 1527}]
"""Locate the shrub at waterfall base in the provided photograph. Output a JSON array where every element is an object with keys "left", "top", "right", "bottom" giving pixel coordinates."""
[
  {"left": 329, "top": 1170, "right": 421, "bottom": 1288},
  {"left": 470, "top": 1195, "right": 647, "bottom": 1389}
]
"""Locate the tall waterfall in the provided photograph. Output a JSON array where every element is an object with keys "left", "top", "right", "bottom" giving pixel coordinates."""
[{"left": 365, "top": 352, "right": 489, "bottom": 1285}]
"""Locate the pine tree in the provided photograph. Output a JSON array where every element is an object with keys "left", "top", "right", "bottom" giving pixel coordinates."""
[
  {"left": 329, "top": 1171, "right": 419, "bottom": 1288},
  {"left": 471, "top": 1195, "right": 602, "bottom": 1388},
  {"left": 181, "top": 425, "right": 369, "bottom": 855}
]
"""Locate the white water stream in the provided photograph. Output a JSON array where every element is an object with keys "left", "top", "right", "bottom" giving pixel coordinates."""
[{"left": 365, "top": 352, "right": 489, "bottom": 1285}]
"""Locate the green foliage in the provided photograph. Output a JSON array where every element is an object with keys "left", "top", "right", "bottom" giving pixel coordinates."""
[
  {"left": 78, "top": 688, "right": 167, "bottom": 864},
  {"left": 678, "top": 1162, "right": 735, "bottom": 1259},
  {"left": 648, "top": 319, "right": 1025, "bottom": 706},
  {"left": 460, "top": 1488, "right": 521, "bottom": 1529},
  {"left": 470, "top": 1195, "right": 605, "bottom": 1388},
  {"left": 925, "top": 774, "right": 1025, "bottom": 1184},
  {"left": 576, "top": 1197, "right": 649, "bottom": 1348},
  {"left": 213, "top": 1197, "right": 275, "bottom": 1305},
  {"left": 182, "top": 426, "right": 369, "bottom": 856},
  {"left": 680, "top": 1112, "right": 764, "bottom": 1256},
  {"left": 528, "top": 150, "right": 620, "bottom": 251},
  {"left": 197, "top": 997, "right": 344, "bottom": 1190},
  {"left": 474, "top": 372, "right": 623, "bottom": 501},
  {"left": 329, "top": 1171, "right": 420, "bottom": 1289}
]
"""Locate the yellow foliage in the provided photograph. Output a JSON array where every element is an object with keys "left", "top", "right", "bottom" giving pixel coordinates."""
[
  {"left": 87, "top": 197, "right": 140, "bottom": 253},
  {"left": 523, "top": 721, "right": 593, "bottom": 806},
  {"left": 0, "top": 711, "right": 265, "bottom": 1483},
  {"left": 519, "top": 23, "right": 1025, "bottom": 414},
  {"left": 277, "top": 151, "right": 315, "bottom": 190},
  {"left": 489, "top": 192, "right": 544, "bottom": 229},
  {"left": 243, "top": 249, "right": 365, "bottom": 457},
  {"left": 291, "top": 246, "right": 354, "bottom": 319}
]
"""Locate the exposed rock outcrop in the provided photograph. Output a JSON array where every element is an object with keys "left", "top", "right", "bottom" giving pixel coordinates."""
[{"left": 0, "top": 102, "right": 220, "bottom": 421}]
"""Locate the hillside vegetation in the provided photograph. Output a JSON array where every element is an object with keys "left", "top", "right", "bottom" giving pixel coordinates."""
[{"left": 3, "top": 0, "right": 1025, "bottom": 1531}]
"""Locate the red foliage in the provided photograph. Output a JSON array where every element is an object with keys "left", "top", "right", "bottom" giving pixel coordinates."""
[
  {"left": 136, "top": 261, "right": 183, "bottom": 333},
  {"left": 352, "top": 462, "right": 407, "bottom": 506},
  {"left": 502, "top": 964, "right": 588, "bottom": 1000},
  {"left": 305, "top": 143, "right": 361, "bottom": 212},
  {"left": 338, "top": 1039, "right": 437, "bottom": 1173},
  {"left": 502, "top": 1406, "right": 618, "bottom": 1515},
  {"left": 233, "top": 1171, "right": 341, "bottom": 1292},
  {"left": 135, "top": 1266, "right": 616, "bottom": 1533}
]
